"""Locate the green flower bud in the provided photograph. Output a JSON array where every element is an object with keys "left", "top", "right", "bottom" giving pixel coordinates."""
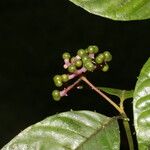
[
  {"left": 84, "top": 61, "right": 95, "bottom": 72},
  {"left": 88, "top": 45, "right": 99, "bottom": 54},
  {"left": 55, "top": 80, "right": 63, "bottom": 87},
  {"left": 61, "top": 74, "right": 69, "bottom": 82},
  {"left": 68, "top": 64, "right": 77, "bottom": 73},
  {"left": 77, "top": 49, "right": 86, "bottom": 57},
  {"left": 53, "top": 75, "right": 62, "bottom": 83},
  {"left": 52, "top": 90, "right": 61, "bottom": 101},
  {"left": 75, "top": 59, "right": 83, "bottom": 68},
  {"left": 85, "top": 48, "right": 89, "bottom": 54},
  {"left": 71, "top": 57, "right": 76, "bottom": 63},
  {"left": 103, "top": 51, "right": 112, "bottom": 62},
  {"left": 81, "top": 55, "right": 92, "bottom": 63},
  {"left": 95, "top": 53, "right": 105, "bottom": 64},
  {"left": 102, "top": 64, "right": 109, "bottom": 72},
  {"left": 62, "top": 52, "right": 71, "bottom": 60}
]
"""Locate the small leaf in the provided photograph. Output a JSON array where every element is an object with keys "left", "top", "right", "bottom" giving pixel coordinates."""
[
  {"left": 69, "top": 0, "right": 150, "bottom": 21},
  {"left": 133, "top": 58, "right": 150, "bottom": 150},
  {"left": 2, "top": 110, "right": 120, "bottom": 150},
  {"left": 98, "top": 87, "right": 133, "bottom": 100}
]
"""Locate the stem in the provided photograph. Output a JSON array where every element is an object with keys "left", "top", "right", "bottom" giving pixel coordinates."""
[
  {"left": 119, "top": 91, "right": 134, "bottom": 150},
  {"left": 81, "top": 76, "right": 134, "bottom": 150},
  {"left": 120, "top": 90, "right": 125, "bottom": 111},
  {"left": 122, "top": 112, "right": 134, "bottom": 150},
  {"left": 60, "top": 78, "right": 82, "bottom": 97},
  {"left": 69, "top": 67, "right": 87, "bottom": 80},
  {"left": 81, "top": 76, "right": 123, "bottom": 114}
]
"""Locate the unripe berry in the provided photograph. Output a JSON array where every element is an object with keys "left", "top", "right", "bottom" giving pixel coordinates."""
[
  {"left": 77, "top": 49, "right": 86, "bottom": 57},
  {"left": 102, "top": 64, "right": 109, "bottom": 72},
  {"left": 68, "top": 64, "right": 77, "bottom": 73},
  {"left": 62, "top": 52, "right": 71, "bottom": 60},
  {"left": 52, "top": 90, "right": 61, "bottom": 101},
  {"left": 53, "top": 75, "right": 63, "bottom": 87},
  {"left": 88, "top": 45, "right": 99, "bottom": 54},
  {"left": 61, "top": 74, "right": 69, "bottom": 82},
  {"left": 75, "top": 59, "right": 82, "bottom": 68},
  {"left": 95, "top": 53, "right": 105, "bottom": 64},
  {"left": 84, "top": 61, "right": 95, "bottom": 72},
  {"left": 103, "top": 51, "right": 112, "bottom": 62}
]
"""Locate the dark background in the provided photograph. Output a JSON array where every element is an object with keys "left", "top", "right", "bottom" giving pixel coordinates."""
[{"left": 0, "top": 0, "right": 150, "bottom": 149}]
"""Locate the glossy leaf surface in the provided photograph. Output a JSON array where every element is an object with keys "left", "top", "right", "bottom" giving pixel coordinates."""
[
  {"left": 69, "top": 0, "right": 150, "bottom": 20},
  {"left": 133, "top": 58, "right": 150, "bottom": 150},
  {"left": 2, "top": 110, "right": 120, "bottom": 150},
  {"left": 99, "top": 87, "right": 133, "bottom": 100}
]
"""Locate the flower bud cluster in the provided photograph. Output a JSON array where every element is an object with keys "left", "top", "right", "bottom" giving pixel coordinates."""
[{"left": 52, "top": 45, "right": 112, "bottom": 101}]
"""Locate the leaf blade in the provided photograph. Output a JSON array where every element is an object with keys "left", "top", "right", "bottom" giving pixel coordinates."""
[
  {"left": 133, "top": 58, "right": 150, "bottom": 150},
  {"left": 2, "top": 110, "right": 120, "bottom": 150},
  {"left": 69, "top": 0, "right": 150, "bottom": 21},
  {"left": 98, "top": 87, "right": 133, "bottom": 100}
]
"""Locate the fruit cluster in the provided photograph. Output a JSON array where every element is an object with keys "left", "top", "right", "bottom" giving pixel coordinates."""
[{"left": 52, "top": 45, "right": 112, "bottom": 101}]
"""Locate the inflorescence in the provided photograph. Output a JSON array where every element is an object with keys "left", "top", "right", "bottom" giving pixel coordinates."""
[{"left": 52, "top": 45, "right": 112, "bottom": 101}]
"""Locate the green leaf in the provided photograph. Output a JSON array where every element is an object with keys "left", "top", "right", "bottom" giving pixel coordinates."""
[
  {"left": 2, "top": 110, "right": 120, "bottom": 150},
  {"left": 98, "top": 87, "right": 133, "bottom": 100},
  {"left": 69, "top": 0, "right": 150, "bottom": 21},
  {"left": 133, "top": 58, "right": 150, "bottom": 150}
]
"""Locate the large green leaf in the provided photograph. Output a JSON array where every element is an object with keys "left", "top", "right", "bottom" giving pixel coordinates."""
[
  {"left": 2, "top": 110, "right": 120, "bottom": 150},
  {"left": 69, "top": 0, "right": 150, "bottom": 21},
  {"left": 133, "top": 58, "right": 150, "bottom": 150},
  {"left": 99, "top": 87, "right": 133, "bottom": 100}
]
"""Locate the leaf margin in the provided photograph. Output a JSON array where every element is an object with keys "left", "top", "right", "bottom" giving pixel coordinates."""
[{"left": 68, "top": 0, "right": 150, "bottom": 21}]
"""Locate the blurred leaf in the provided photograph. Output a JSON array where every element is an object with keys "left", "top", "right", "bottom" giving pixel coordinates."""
[
  {"left": 99, "top": 87, "right": 133, "bottom": 100},
  {"left": 2, "top": 110, "right": 120, "bottom": 150},
  {"left": 69, "top": 0, "right": 150, "bottom": 20},
  {"left": 133, "top": 58, "right": 150, "bottom": 150}
]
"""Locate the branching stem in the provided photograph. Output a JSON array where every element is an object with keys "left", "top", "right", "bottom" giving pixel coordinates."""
[
  {"left": 60, "top": 78, "right": 82, "bottom": 97},
  {"left": 81, "top": 76, "right": 123, "bottom": 114},
  {"left": 59, "top": 75, "right": 134, "bottom": 150},
  {"left": 80, "top": 76, "right": 134, "bottom": 150}
]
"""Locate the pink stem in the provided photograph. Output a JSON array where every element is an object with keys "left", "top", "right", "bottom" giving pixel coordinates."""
[{"left": 60, "top": 78, "right": 82, "bottom": 97}]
